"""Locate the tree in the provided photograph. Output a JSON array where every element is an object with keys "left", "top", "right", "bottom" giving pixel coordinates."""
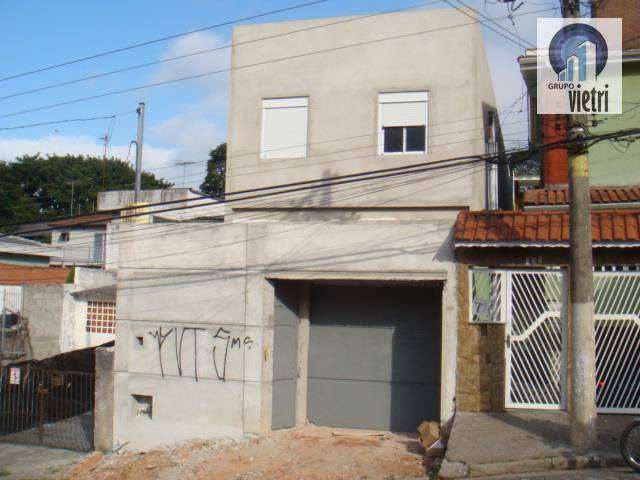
[
  {"left": 0, "top": 161, "right": 39, "bottom": 232},
  {"left": 200, "top": 143, "right": 226, "bottom": 197},
  {"left": 0, "top": 154, "right": 172, "bottom": 228}
]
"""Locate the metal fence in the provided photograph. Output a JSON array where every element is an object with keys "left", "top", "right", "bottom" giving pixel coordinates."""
[
  {"left": 0, "top": 365, "right": 94, "bottom": 451},
  {"left": 470, "top": 268, "right": 640, "bottom": 414}
]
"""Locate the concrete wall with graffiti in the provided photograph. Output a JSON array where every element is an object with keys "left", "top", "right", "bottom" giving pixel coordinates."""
[{"left": 112, "top": 217, "right": 458, "bottom": 450}]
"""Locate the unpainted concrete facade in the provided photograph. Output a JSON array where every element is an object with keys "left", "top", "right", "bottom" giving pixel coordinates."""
[
  {"left": 111, "top": 7, "right": 499, "bottom": 450},
  {"left": 227, "top": 8, "right": 498, "bottom": 211},
  {"left": 112, "top": 218, "right": 457, "bottom": 449}
]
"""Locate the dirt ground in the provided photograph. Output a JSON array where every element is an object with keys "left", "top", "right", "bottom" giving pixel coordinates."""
[{"left": 64, "top": 425, "right": 433, "bottom": 480}]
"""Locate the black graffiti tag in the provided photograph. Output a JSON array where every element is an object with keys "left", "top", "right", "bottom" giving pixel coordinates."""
[{"left": 149, "top": 326, "right": 254, "bottom": 382}]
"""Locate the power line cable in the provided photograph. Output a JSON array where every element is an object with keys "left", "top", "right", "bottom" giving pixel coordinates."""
[
  {"left": 1, "top": 136, "right": 536, "bottom": 232},
  {"left": 0, "top": 6, "right": 556, "bottom": 120},
  {"left": 0, "top": 112, "right": 135, "bottom": 131},
  {"left": 0, "top": 0, "right": 330, "bottom": 84},
  {"left": 0, "top": 1, "right": 439, "bottom": 102},
  {"left": 445, "top": 0, "right": 535, "bottom": 48},
  {"left": 4, "top": 132, "right": 620, "bottom": 238},
  {"left": 1, "top": 160, "right": 481, "bottom": 264},
  {"left": 87, "top": 120, "right": 532, "bottom": 190},
  {"left": 4, "top": 162, "right": 484, "bottom": 263},
  {"left": 11, "top": 126, "right": 640, "bottom": 259}
]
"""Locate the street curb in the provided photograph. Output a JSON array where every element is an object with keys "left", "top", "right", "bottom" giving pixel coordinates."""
[{"left": 439, "top": 452, "right": 625, "bottom": 478}]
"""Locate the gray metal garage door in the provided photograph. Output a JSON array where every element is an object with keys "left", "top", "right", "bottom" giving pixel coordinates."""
[
  {"left": 308, "top": 283, "right": 441, "bottom": 431},
  {"left": 272, "top": 282, "right": 299, "bottom": 430}
]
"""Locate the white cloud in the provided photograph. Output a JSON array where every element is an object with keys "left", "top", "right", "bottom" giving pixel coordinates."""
[
  {"left": 152, "top": 31, "right": 231, "bottom": 88},
  {"left": 146, "top": 31, "right": 231, "bottom": 187}
]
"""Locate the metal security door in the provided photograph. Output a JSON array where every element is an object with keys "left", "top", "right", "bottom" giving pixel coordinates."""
[{"left": 505, "top": 270, "right": 567, "bottom": 410}]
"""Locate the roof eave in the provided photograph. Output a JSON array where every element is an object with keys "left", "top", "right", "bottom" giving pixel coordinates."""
[{"left": 455, "top": 241, "right": 640, "bottom": 249}]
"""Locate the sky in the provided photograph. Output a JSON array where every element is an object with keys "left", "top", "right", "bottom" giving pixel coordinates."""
[{"left": 0, "top": 0, "right": 562, "bottom": 189}]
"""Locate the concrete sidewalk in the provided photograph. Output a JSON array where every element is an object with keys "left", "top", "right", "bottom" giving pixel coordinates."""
[
  {"left": 439, "top": 411, "right": 631, "bottom": 478},
  {"left": 0, "top": 442, "right": 86, "bottom": 479}
]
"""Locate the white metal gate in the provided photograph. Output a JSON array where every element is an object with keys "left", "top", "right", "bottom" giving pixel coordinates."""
[
  {"left": 594, "top": 272, "right": 640, "bottom": 413},
  {"left": 489, "top": 269, "right": 640, "bottom": 413},
  {"left": 505, "top": 270, "right": 567, "bottom": 410}
]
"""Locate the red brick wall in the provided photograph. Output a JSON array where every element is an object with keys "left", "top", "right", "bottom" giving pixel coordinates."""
[
  {"left": 593, "top": 0, "right": 640, "bottom": 50},
  {"left": 541, "top": 114, "right": 569, "bottom": 188}
]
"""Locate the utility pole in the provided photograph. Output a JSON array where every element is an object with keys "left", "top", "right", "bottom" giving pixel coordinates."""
[
  {"left": 66, "top": 180, "right": 77, "bottom": 215},
  {"left": 174, "top": 160, "right": 198, "bottom": 188},
  {"left": 134, "top": 102, "right": 145, "bottom": 202},
  {"left": 100, "top": 132, "right": 109, "bottom": 188},
  {"left": 562, "top": 0, "right": 597, "bottom": 450}
]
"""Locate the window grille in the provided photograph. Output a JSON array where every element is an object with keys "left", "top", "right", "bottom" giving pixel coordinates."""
[{"left": 86, "top": 300, "right": 116, "bottom": 334}]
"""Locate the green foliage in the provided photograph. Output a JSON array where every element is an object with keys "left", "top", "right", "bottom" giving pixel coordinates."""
[
  {"left": 0, "top": 154, "right": 172, "bottom": 230},
  {"left": 511, "top": 150, "right": 541, "bottom": 176},
  {"left": 65, "top": 267, "right": 75, "bottom": 284},
  {"left": 0, "top": 161, "right": 40, "bottom": 230},
  {"left": 199, "top": 143, "right": 226, "bottom": 197}
]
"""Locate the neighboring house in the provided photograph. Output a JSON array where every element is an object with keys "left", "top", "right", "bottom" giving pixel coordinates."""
[
  {"left": 111, "top": 8, "right": 503, "bottom": 450},
  {"left": 1, "top": 266, "right": 116, "bottom": 366},
  {"left": 49, "top": 214, "right": 114, "bottom": 267},
  {"left": 450, "top": 3, "right": 640, "bottom": 419},
  {"left": 518, "top": 5, "right": 640, "bottom": 187},
  {"left": 452, "top": 207, "right": 640, "bottom": 413},
  {"left": 97, "top": 188, "right": 225, "bottom": 274},
  {"left": 97, "top": 188, "right": 224, "bottom": 223},
  {"left": 0, "top": 235, "right": 61, "bottom": 267}
]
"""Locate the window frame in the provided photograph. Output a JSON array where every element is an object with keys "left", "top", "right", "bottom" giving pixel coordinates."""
[
  {"left": 469, "top": 268, "right": 507, "bottom": 325},
  {"left": 260, "top": 96, "right": 309, "bottom": 160},
  {"left": 377, "top": 91, "right": 429, "bottom": 156}
]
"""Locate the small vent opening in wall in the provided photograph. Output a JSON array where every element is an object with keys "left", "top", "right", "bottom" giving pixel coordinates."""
[{"left": 132, "top": 394, "right": 153, "bottom": 419}]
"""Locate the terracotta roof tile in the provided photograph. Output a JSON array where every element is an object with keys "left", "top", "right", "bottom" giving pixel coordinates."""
[
  {"left": 0, "top": 264, "right": 70, "bottom": 285},
  {"left": 454, "top": 209, "right": 640, "bottom": 247},
  {"left": 524, "top": 185, "right": 640, "bottom": 207},
  {"left": 48, "top": 213, "right": 115, "bottom": 228}
]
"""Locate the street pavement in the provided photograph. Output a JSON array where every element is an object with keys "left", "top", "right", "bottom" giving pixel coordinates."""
[
  {"left": 476, "top": 467, "right": 640, "bottom": 480},
  {"left": 0, "top": 442, "right": 85, "bottom": 479}
]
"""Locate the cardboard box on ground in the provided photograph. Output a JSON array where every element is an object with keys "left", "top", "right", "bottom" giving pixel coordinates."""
[{"left": 418, "top": 421, "right": 445, "bottom": 458}]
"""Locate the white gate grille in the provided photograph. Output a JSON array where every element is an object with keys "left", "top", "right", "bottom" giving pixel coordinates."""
[
  {"left": 505, "top": 271, "right": 567, "bottom": 409},
  {"left": 481, "top": 269, "right": 640, "bottom": 413},
  {"left": 594, "top": 272, "right": 640, "bottom": 413}
]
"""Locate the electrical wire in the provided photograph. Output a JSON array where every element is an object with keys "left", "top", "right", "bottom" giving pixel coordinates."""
[
  {"left": 0, "top": 112, "right": 135, "bottom": 131},
  {"left": 0, "top": 0, "right": 330, "bottom": 84},
  {"left": 7, "top": 127, "right": 639, "bottom": 263},
  {"left": 3, "top": 131, "right": 620, "bottom": 238},
  {"left": 0, "top": 1, "right": 439, "bottom": 102},
  {"left": 1, "top": 161, "right": 483, "bottom": 265},
  {"left": 445, "top": 0, "right": 534, "bottom": 49},
  {"left": 0, "top": 6, "right": 556, "bottom": 120}
]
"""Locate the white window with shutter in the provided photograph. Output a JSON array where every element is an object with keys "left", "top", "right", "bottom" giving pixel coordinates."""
[
  {"left": 378, "top": 91, "right": 428, "bottom": 155},
  {"left": 260, "top": 97, "right": 308, "bottom": 159}
]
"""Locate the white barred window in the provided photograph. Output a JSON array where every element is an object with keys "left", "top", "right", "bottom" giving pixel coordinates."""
[{"left": 86, "top": 300, "right": 116, "bottom": 334}]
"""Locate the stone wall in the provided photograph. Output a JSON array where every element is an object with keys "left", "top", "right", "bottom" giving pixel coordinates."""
[
  {"left": 454, "top": 247, "right": 640, "bottom": 413},
  {"left": 455, "top": 264, "right": 504, "bottom": 412}
]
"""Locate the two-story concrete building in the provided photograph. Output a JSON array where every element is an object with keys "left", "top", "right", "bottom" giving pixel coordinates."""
[{"left": 111, "top": 7, "right": 504, "bottom": 450}]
